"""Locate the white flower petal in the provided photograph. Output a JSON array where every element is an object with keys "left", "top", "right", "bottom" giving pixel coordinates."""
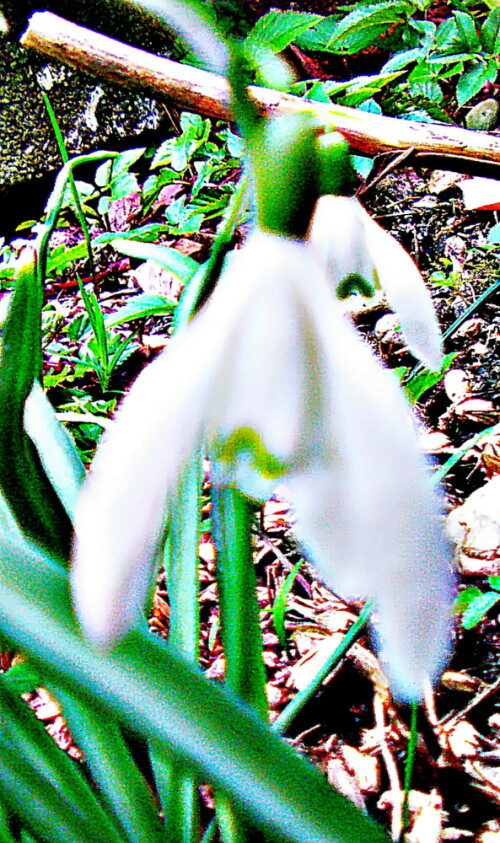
[
  {"left": 308, "top": 195, "right": 374, "bottom": 286},
  {"left": 72, "top": 314, "right": 224, "bottom": 644},
  {"left": 358, "top": 203, "right": 444, "bottom": 372},
  {"left": 72, "top": 230, "right": 322, "bottom": 643},
  {"left": 285, "top": 293, "right": 453, "bottom": 701},
  {"left": 309, "top": 195, "right": 444, "bottom": 372}
]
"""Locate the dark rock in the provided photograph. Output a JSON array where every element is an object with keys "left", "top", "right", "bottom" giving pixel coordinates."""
[{"left": 0, "top": 0, "right": 177, "bottom": 231}]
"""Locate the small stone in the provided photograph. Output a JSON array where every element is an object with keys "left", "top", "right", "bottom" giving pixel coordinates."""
[
  {"left": 444, "top": 369, "right": 471, "bottom": 403},
  {"left": 465, "top": 98, "right": 499, "bottom": 131},
  {"left": 447, "top": 476, "right": 500, "bottom": 576}
]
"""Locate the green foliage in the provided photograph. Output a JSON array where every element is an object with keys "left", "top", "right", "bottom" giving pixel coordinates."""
[
  {"left": 245, "top": 9, "right": 322, "bottom": 54},
  {"left": 272, "top": 561, "right": 304, "bottom": 651},
  {"left": 454, "top": 577, "right": 500, "bottom": 628},
  {"left": 395, "top": 352, "right": 457, "bottom": 404},
  {"left": 0, "top": 536, "right": 389, "bottom": 843},
  {"left": 380, "top": 7, "right": 500, "bottom": 108},
  {"left": 0, "top": 251, "right": 73, "bottom": 560},
  {"left": 326, "top": 2, "right": 413, "bottom": 54},
  {"left": 74, "top": 277, "right": 137, "bottom": 393},
  {"left": 240, "top": 1, "right": 500, "bottom": 117}
]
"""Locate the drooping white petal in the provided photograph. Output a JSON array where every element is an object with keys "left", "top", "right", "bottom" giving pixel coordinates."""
[
  {"left": 72, "top": 231, "right": 324, "bottom": 643},
  {"left": 357, "top": 202, "right": 444, "bottom": 372},
  {"left": 307, "top": 195, "right": 374, "bottom": 286},
  {"left": 72, "top": 300, "right": 231, "bottom": 644},
  {"left": 208, "top": 232, "right": 332, "bottom": 468},
  {"left": 309, "top": 195, "right": 444, "bottom": 372},
  {"left": 284, "top": 288, "right": 453, "bottom": 701}
]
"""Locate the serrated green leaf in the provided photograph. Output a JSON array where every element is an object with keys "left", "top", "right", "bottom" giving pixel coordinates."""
[
  {"left": 246, "top": 10, "right": 322, "bottom": 53},
  {"left": 327, "top": 2, "right": 409, "bottom": 54},
  {"left": 294, "top": 15, "right": 340, "bottom": 51},
  {"left": 408, "top": 79, "right": 443, "bottom": 103},
  {"left": 115, "top": 147, "right": 146, "bottom": 171},
  {"left": 482, "top": 8, "right": 500, "bottom": 53},
  {"left": 453, "top": 11, "right": 482, "bottom": 52},
  {"left": 434, "top": 17, "right": 460, "bottom": 53},
  {"left": 382, "top": 46, "right": 425, "bottom": 72},
  {"left": 461, "top": 592, "right": 500, "bottom": 628},
  {"left": 456, "top": 59, "right": 497, "bottom": 106}
]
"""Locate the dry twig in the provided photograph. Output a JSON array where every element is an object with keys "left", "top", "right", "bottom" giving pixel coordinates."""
[{"left": 21, "top": 11, "right": 500, "bottom": 177}]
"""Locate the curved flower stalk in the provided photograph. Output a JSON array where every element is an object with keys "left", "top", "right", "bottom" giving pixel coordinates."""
[
  {"left": 125, "top": 0, "right": 228, "bottom": 72},
  {"left": 309, "top": 195, "right": 444, "bottom": 372},
  {"left": 72, "top": 230, "right": 453, "bottom": 702}
]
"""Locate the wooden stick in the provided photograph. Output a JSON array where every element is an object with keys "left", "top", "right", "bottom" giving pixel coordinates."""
[{"left": 21, "top": 11, "right": 500, "bottom": 174}]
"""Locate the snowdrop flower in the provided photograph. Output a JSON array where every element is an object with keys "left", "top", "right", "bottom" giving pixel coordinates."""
[
  {"left": 72, "top": 230, "right": 453, "bottom": 702},
  {"left": 309, "top": 195, "right": 444, "bottom": 372}
]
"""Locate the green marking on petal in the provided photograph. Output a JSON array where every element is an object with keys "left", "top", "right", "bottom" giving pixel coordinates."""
[
  {"left": 216, "top": 428, "right": 288, "bottom": 480},
  {"left": 336, "top": 273, "right": 376, "bottom": 300}
]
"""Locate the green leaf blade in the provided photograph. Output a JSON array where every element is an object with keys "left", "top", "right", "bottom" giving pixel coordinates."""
[
  {"left": 0, "top": 537, "right": 390, "bottom": 843},
  {"left": 246, "top": 10, "right": 322, "bottom": 53}
]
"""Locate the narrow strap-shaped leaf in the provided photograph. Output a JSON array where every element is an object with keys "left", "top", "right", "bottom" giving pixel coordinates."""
[
  {"left": 0, "top": 679, "right": 125, "bottom": 843},
  {"left": 0, "top": 746, "right": 123, "bottom": 843},
  {"left": 0, "top": 786, "right": 17, "bottom": 843},
  {"left": 0, "top": 248, "right": 72, "bottom": 559},
  {"left": 0, "top": 537, "right": 390, "bottom": 843},
  {"left": 24, "top": 382, "right": 85, "bottom": 520},
  {"left": 54, "top": 687, "right": 165, "bottom": 843}
]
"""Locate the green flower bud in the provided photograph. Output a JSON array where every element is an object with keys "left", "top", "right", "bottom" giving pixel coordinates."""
[{"left": 251, "top": 113, "right": 319, "bottom": 240}]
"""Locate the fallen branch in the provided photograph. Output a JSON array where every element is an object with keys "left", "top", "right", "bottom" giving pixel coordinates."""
[{"left": 21, "top": 11, "right": 500, "bottom": 176}]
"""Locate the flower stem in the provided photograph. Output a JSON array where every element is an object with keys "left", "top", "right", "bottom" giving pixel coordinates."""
[
  {"left": 401, "top": 701, "right": 419, "bottom": 840},
  {"left": 212, "top": 486, "right": 268, "bottom": 717},
  {"left": 149, "top": 449, "right": 202, "bottom": 842},
  {"left": 211, "top": 486, "right": 268, "bottom": 842},
  {"left": 173, "top": 175, "right": 250, "bottom": 328}
]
